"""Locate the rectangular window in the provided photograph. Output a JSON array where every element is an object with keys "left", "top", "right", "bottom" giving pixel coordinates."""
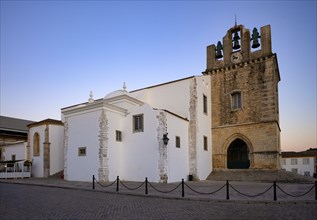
[
  {"left": 133, "top": 114, "right": 144, "bottom": 132},
  {"left": 303, "top": 158, "right": 309, "bottom": 165},
  {"left": 116, "top": 130, "right": 122, "bottom": 142},
  {"left": 232, "top": 92, "right": 242, "bottom": 110},
  {"left": 291, "top": 168, "right": 298, "bottom": 174},
  {"left": 291, "top": 158, "right": 297, "bottom": 165},
  {"left": 78, "top": 147, "right": 86, "bottom": 157},
  {"left": 175, "top": 136, "right": 180, "bottom": 148},
  {"left": 203, "top": 94, "right": 208, "bottom": 114},
  {"left": 203, "top": 136, "right": 208, "bottom": 151},
  {"left": 11, "top": 154, "right": 16, "bottom": 161},
  {"left": 281, "top": 159, "right": 286, "bottom": 165}
]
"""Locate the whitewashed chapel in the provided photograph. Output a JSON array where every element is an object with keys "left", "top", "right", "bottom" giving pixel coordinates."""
[
  {"left": 26, "top": 24, "right": 281, "bottom": 183},
  {"left": 62, "top": 76, "right": 211, "bottom": 183}
]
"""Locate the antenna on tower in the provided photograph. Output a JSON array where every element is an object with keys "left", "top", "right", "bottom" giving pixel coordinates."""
[{"left": 235, "top": 14, "right": 237, "bottom": 26}]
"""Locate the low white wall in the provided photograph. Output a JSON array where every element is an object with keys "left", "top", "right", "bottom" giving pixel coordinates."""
[{"left": 2, "top": 142, "right": 27, "bottom": 161}]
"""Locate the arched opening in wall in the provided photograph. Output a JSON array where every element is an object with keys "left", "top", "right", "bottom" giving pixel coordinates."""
[{"left": 227, "top": 139, "right": 250, "bottom": 169}]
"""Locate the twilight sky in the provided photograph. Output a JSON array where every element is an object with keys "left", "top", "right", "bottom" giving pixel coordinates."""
[{"left": 0, "top": 1, "right": 316, "bottom": 151}]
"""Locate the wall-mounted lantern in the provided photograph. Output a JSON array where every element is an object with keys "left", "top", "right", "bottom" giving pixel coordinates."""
[{"left": 163, "top": 133, "right": 169, "bottom": 146}]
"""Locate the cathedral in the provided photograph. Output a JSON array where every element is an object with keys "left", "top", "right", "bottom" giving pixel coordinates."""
[{"left": 25, "top": 23, "right": 281, "bottom": 183}]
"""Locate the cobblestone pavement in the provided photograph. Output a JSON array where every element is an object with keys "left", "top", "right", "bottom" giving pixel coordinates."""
[{"left": 0, "top": 183, "right": 316, "bottom": 220}]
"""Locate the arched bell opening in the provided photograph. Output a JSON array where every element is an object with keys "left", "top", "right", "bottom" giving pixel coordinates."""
[{"left": 227, "top": 138, "right": 250, "bottom": 169}]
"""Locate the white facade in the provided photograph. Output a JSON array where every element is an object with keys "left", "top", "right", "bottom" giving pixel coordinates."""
[
  {"left": 281, "top": 157, "right": 316, "bottom": 177},
  {"left": 0, "top": 142, "right": 31, "bottom": 179},
  {"left": 62, "top": 75, "right": 212, "bottom": 183},
  {"left": 0, "top": 141, "right": 27, "bottom": 162},
  {"left": 28, "top": 120, "right": 64, "bottom": 177}
]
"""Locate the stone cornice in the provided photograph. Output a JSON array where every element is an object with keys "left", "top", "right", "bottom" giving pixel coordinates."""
[
  {"left": 27, "top": 119, "right": 63, "bottom": 128},
  {"left": 212, "top": 120, "right": 281, "bottom": 132},
  {"left": 62, "top": 100, "right": 128, "bottom": 116},
  {"left": 203, "top": 53, "right": 279, "bottom": 78}
]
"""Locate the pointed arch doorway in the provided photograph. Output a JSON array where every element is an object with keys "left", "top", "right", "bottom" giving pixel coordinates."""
[{"left": 227, "top": 139, "right": 250, "bottom": 169}]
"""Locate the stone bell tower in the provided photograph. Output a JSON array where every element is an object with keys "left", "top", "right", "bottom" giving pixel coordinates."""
[{"left": 203, "top": 24, "right": 281, "bottom": 170}]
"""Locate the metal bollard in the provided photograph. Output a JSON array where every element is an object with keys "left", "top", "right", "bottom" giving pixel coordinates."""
[
  {"left": 273, "top": 181, "right": 277, "bottom": 201},
  {"left": 116, "top": 176, "right": 119, "bottom": 192},
  {"left": 226, "top": 180, "right": 229, "bottom": 200},
  {"left": 145, "top": 177, "right": 148, "bottom": 195},
  {"left": 92, "top": 175, "right": 95, "bottom": 190},
  {"left": 182, "top": 179, "right": 184, "bottom": 197},
  {"left": 315, "top": 181, "right": 317, "bottom": 200}
]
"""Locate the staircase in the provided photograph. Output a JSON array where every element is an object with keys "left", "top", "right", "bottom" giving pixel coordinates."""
[
  {"left": 49, "top": 170, "right": 64, "bottom": 179},
  {"left": 206, "top": 170, "right": 316, "bottom": 183}
]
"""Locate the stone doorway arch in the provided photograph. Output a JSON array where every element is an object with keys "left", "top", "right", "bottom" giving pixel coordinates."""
[{"left": 227, "top": 138, "right": 250, "bottom": 169}]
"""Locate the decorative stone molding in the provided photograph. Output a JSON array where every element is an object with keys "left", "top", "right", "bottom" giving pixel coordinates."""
[
  {"left": 43, "top": 124, "right": 51, "bottom": 177},
  {"left": 157, "top": 111, "right": 168, "bottom": 183},
  {"left": 98, "top": 109, "right": 109, "bottom": 182},
  {"left": 188, "top": 78, "right": 198, "bottom": 179},
  {"left": 63, "top": 118, "right": 68, "bottom": 180}
]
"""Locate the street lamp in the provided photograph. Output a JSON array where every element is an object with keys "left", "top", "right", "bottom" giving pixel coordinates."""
[{"left": 163, "top": 133, "right": 169, "bottom": 145}]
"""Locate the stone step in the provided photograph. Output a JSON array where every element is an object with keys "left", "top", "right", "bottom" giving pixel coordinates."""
[
  {"left": 48, "top": 170, "right": 64, "bottom": 179},
  {"left": 206, "top": 170, "right": 316, "bottom": 183}
]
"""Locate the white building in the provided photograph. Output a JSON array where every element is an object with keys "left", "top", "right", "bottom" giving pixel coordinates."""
[
  {"left": 27, "top": 119, "right": 64, "bottom": 178},
  {"left": 281, "top": 149, "right": 317, "bottom": 177},
  {"left": 62, "top": 75, "right": 212, "bottom": 183}
]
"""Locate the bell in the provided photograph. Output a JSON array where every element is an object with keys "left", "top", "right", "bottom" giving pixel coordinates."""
[
  {"left": 215, "top": 41, "right": 223, "bottom": 59},
  {"left": 251, "top": 27, "right": 261, "bottom": 48},
  {"left": 232, "top": 31, "right": 241, "bottom": 50}
]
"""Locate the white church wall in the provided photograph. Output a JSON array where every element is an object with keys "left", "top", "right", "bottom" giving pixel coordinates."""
[
  {"left": 29, "top": 125, "right": 45, "bottom": 177},
  {"left": 166, "top": 114, "right": 189, "bottom": 182},
  {"left": 120, "top": 103, "right": 160, "bottom": 182},
  {"left": 106, "top": 110, "right": 124, "bottom": 181},
  {"left": 49, "top": 124, "right": 64, "bottom": 176},
  {"left": 195, "top": 75, "right": 212, "bottom": 180},
  {"left": 131, "top": 77, "right": 192, "bottom": 119},
  {"left": 65, "top": 109, "right": 101, "bottom": 182}
]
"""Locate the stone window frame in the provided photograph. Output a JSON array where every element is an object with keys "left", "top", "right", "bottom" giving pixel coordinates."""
[
  {"left": 175, "top": 136, "right": 181, "bottom": 148},
  {"left": 203, "top": 94, "right": 208, "bottom": 115},
  {"left": 33, "top": 132, "right": 40, "bottom": 157},
  {"left": 116, "top": 130, "right": 122, "bottom": 142},
  {"left": 133, "top": 114, "right": 144, "bottom": 133},
  {"left": 230, "top": 90, "right": 242, "bottom": 110},
  {"left": 78, "top": 147, "right": 87, "bottom": 157},
  {"left": 203, "top": 136, "right": 208, "bottom": 151}
]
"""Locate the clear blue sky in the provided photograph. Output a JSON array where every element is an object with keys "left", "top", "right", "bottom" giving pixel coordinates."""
[{"left": 1, "top": 1, "right": 316, "bottom": 151}]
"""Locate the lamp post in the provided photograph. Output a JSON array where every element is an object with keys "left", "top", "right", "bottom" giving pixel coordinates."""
[{"left": 163, "top": 133, "right": 169, "bottom": 145}]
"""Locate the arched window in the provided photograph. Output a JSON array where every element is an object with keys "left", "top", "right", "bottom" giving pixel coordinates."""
[{"left": 33, "top": 132, "right": 40, "bottom": 156}]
